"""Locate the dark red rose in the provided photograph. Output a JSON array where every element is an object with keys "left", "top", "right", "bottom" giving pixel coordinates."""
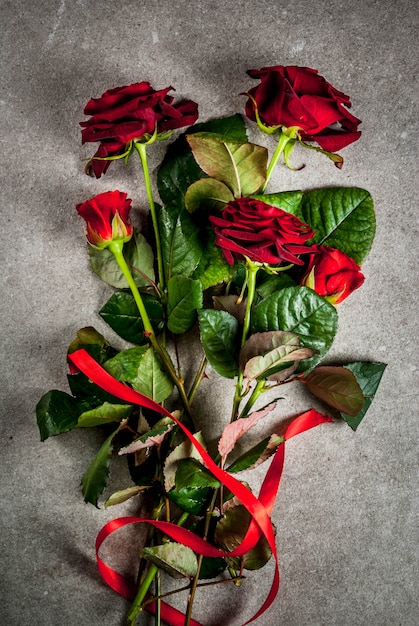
[
  {"left": 209, "top": 198, "right": 316, "bottom": 266},
  {"left": 244, "top": 66, "right": 361, "bottom": 152},
  {"left": 300, "top": 245, "right": 364, "bottom": 304},
  {"left": 76, "top": 190, "right": 133, "bottom": 249},
  {"left": 80, "top": 82, "right": 199, "bottom": 177}
]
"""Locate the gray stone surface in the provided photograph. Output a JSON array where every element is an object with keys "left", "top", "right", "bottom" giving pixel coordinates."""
[{"left": 1, "top": 0, "right": 418, "bottom": 624}]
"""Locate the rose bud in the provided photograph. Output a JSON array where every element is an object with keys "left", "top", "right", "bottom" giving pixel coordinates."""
[
  {"left": 209, "top": 197, "right": 316, "bottom": 266},
  {"left": 300, "top": 245, "right": 365, "bottom": 304},
  {"left": 76, "top": 190, "right": 133, "bottom": 249},
  {"left": 80, "top": 82, "right": 199, "bottom": 177},
  {"left": 244, "top": 65, "right": 361, "bottom": 154}
]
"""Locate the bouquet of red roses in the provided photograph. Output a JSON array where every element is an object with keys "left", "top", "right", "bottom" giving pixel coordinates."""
[{"left": 37, "top": 66, "right": 385, "bottom": 625}]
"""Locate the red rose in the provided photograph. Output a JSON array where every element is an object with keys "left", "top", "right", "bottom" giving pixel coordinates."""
[
  {"left": 81, "top": 82, "right": 199, "bottom": 177},
  {"left": 244, "top": 66, "right": 361, "bottom": 153},
  {"left": 209, "top": 198, "right": 316, "bottom": 266},
  {"left": 300, "top": 245, "right": 364, "bottom": 304},
  {"left": 76, "top": 190, "right": 133, "bottom": 249}
]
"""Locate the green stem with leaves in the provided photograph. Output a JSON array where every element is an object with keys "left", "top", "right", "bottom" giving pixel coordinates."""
[
  {"left": 108, "top": 241, "right": 193, "bottom": 425},
  {"left": 230, "top": 261, "right": 260, "bottom": 422},
  {"left": 127, "top": 563, "right": 158, "bottom": 625},
  {"left": 126, "top": 511, "right": 189, "bottom": 625},
  {"left": 134, "top": 142, "right": 165, "bottom": 291},
  {"left": 238, "top": 379, "right": 267, "bottom": 419},
  {"left": 261, "top": 127, "right": 300, "bottom": 192}
]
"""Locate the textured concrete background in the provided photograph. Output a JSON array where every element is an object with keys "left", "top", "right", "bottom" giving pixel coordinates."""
[{"left": 1, "top": 1, "right": 418, "bottom": 625}]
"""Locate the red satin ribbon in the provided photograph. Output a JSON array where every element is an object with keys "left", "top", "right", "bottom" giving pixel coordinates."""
[{"left": 69, "top": 348, "right": 332, "bottom": 625}]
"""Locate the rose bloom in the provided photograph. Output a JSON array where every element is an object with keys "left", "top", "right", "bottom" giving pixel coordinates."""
[
  {"left": 81, "top": 82, "right": 199, "bottom": 177},
  {"left": 300, "top": 245, "right": 364, "bottom": 304},
  {"left": 244, "top": 65, "right": 361, "bottom": 153},
  {"left": 209, "top": 198, "right": 316, "bottom": 266},
  {"left": 76, "top": 190, "right": 133, "bottom": 249}
]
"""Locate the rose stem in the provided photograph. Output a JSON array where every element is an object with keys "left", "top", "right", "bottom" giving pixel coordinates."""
[
  {"left": 108, "top": 241, "right": 194, "bottom": 425},
  {"left": 261, "top": 128, "right": 297, "bottom": 192},
  {"left": 238, "top": 379, "right": 267, "bottom": 419},
  {"left": 126, "top": 511, "right": 190, "bottom": 625},
  {"left": 142, "top": 574, "right": 244, "bottom": 607},
  {"left": 230, "top": 262, "right": 259, "bottom": 422},
  {"left": 184, "top": 489, "right": 219, "bottom": 626},
  {"left": 187, "top": 354, "right": 207, "bottom": 405},
  {"left": 126, "top": 564, "right": 158, "bottom": 625},
  {"left": 134, "top": 142, "right": 165, "bottom": 292}
]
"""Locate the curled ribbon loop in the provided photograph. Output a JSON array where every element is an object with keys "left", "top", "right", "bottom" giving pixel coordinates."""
[{"left": 69, "top": 348, "right": 332, "bottom": 625}]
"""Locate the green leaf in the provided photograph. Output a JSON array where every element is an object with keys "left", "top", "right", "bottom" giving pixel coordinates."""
[
  {"left": 67, "top": 371, "right": 128, "bottom": 407},
  {"left": 89, "top": 230, "right": 155, "bottom": 288},
  {"left": 340, "top": 362, "right": 387, "bottom": 430},
  {"left": 142, "top": 543, "right": 198, "bottom": 579},
  {"left": 184, "top": 178, "right": 234, "bottom": 213},
  {"left": 167, "top": 275, "right": 203, "bottom": 334},
  {"left": 167, "top": 487, "right": 211, "bottom": 515},
  {"left": 103, "top": 346, "right": 148, "bottom": 380},
  {"left": 198, "top": 557, "right": 227, "bottom": 580},
  {"left": 67, "top": 326, "right": 116, "bottom": 365},
  {"left": 104, "top": 485, "right": 149, "bottom": 508},
  {"left": 99, "top": 291, "right": 165, "bottom": 344},
  {"left": 105, "top": 346, "right": 173, "bottom": 404},
  {"left": 215, "top": 505, "right": 272, "bottom": 571},
  {"left": 187, "top": 115, "right": 248, "bottom": 143},
  {"left": 132, "top": 348, "right": 174, "bottom": 403},
  {"left": 167, "top": 458, "right": 219, "bottom": 515},
  {"left": 251, "top": 190, "right": 303, "bottom": 217},
  {"left": 36, "top": 390, "right": 81, "bottom": 441},
  {"left": 187, "top": 134, "right": 268, "bottom": 197},
  {"left": 119, "top": 417, "right": 175, "bottom": 455},
  {"left": 240, "top": 331, "right": 315, "bottom": 381},
  {"left": 227, "top": 434, "right": 284, "bottom": 473},
  {"left": 251, "top": 286, "right": 338, "bottom": 371},
  {"left": 198, "top": 309, "right": 240, "bottom": 378},
  {"left": 255, "top": 272, "right": 297, "bottom": 300},
  {"left": 158, "top": 204, "right": 203, "bottom": 280},
  {"left": 157, "top": 114, "right": 247, "bottom": 207},
  {"left": 302, "top": 366, "right": 365, "bottom": 416},
  {"left": 157, "top": 135, "right": 202, "bottom": 208},
  {"left": 175, "top": 458, "right": 220, "bottom": 490},
  {"left": 192, "top": 227, "right": 236, "bottom": 290},
  {"left": 300, "top": 188, "right": 375, "bottom": 264},
  {"left": 164, "top": 432, "right": 206, "bottom": 492},
  {"left": 77, "top": 402, "right": 132, "bottom": 428},
  {"left": 81, "top": 424, "right": 122, "bottom": 506}
]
